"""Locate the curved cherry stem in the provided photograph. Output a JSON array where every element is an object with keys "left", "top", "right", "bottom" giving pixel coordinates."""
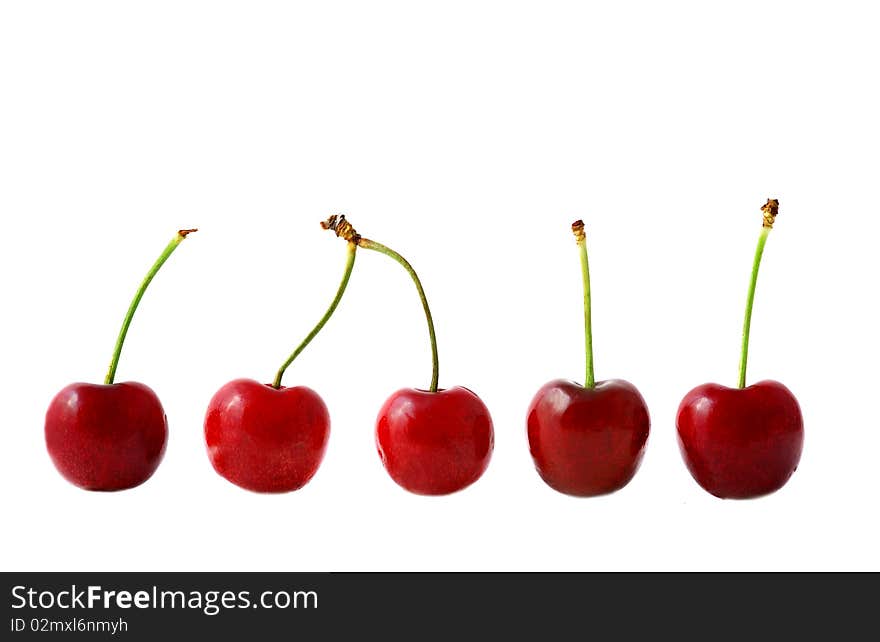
[
  {"left": 273, "top": 241, "right": 357, "bottom": 389},
  {"left": 738, "top": 199, "right": 778, "bottom": 389},
  {"left": 320, "top": 215, "right": 439, "bottom": 393},
  {"left": 358, "top": 238, "right": 439, "bottom": 393},
  {"left": 572, "top": 221, "right": 595, "bottom": 388},
  {"left": 105, "top": 229, "right": 197, "bottom": 385}
]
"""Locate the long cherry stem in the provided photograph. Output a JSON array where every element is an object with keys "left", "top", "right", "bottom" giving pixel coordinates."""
[
  {"left": 105, "top": 229, "right": 197, "bottom": 385},
  {"left": 572, "top": 221, "right": 595, "bottom": 389},
  {"left": 359, "top": 238, "right": 439, "bottom": 393},
  {"left": 321, "top": 215, "right": 440, "bottom": 392},
  {"left": 273, "top": 241, "right": 357, "bottom": 388},
  {"left": 738, "top": 199, "right": 778, "bottom": 389}
]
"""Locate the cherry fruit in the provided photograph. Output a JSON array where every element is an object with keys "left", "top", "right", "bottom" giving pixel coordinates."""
[
  {"left": 203, "top": 236, "right": 356, "bottom": 492},
  {"left": 44, "top": 229, "right": 196, "bottom": 490},
  {"left": 322, "top": 215, "right": 494, "bottom": 495},
  {"left": 676, "top": 199, "right": 804, "bottom": 499},
  {"left": 527, "top": 221, "right": 649, "bottom": 496},
  {"left": 204, "top": 379, "right": 330, "bottom": 493},
  {"left": 376, "top": 387, "right": 493, "bottom": 495}
]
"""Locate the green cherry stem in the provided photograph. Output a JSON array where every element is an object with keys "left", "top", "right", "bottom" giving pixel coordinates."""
[
  {"left": 105, "top": 228, "right": 197, "bottom": 385},
  {"left": 738, "top": 198, "right": 779, "bottom": 389},
  {"left": 572, "top": 220, "right": 595, "bottom": 389},
  {"left": 321, "top": 215, "right": 440, "bottom": 393},
  {"left": 358, "top": 237, "right": 439, "bottom": 392},
  {"left": 273, "top": 241, "right": 357, "bottom": 389}
]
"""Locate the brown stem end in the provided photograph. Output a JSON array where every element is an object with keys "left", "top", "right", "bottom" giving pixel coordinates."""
[
  {"left": 321, "top": 215, "right": 361, "bottom": 243},
  {"left": 761, "top": 199, "right": 779, "bottom": 229},
  {"left": 177, "top": 228, "right": 198, "bottom": 238},
  {"left": 571, "top": 219, "right": 586, "bottom": 243}
]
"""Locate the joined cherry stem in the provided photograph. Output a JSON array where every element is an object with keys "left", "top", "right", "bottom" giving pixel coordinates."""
[
  {"left": 738, "top": 199, "right": 778, "bottom": 389},
  {"left": 104, "top": 229, "right": 197, "bottom": 385},
  {"left": 572, "top": 221, "right": 595, "bottom": 389},
  {"left": 358, "top": 238, "right": 440, "bottom": 393},
  {"left": 322, "top": 215, "right": 440, "bottom": 393},
  {"left": 273, "top": 241, "right": 357, "bottom": 389}
]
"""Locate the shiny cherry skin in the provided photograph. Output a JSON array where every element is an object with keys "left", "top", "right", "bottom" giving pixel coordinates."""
[
  {"left": 204, "top": 378, "right": 330, "bottom": 493},
  {"left": 527, "top": 379, "right": 650, "bottom": 496},
  {"left": 44, "top": 381, "right": 168, "bottom": 491},
  {"left": 376, "top": 386, "right": 494, "bottom": 495},
  {"left": 676, "top": 380, "right": 804, "bottom": 499}
]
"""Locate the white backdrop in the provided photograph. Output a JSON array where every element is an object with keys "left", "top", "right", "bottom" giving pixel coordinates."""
[{"left": 1, "top": 1, "right": 877, "bottom": 571}]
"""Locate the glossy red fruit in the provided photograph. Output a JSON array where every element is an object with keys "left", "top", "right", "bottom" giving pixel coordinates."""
[
  {"left": 44, "top": 382, "right": 168, "bottom": 491},
  {"left": 527, "top": 379, "right": 650, "bottom": 496},
  {"left": 676, "top": 380, "right": 804, "bottom": 499},
  {"left": 204, "top": 378, "right": 330, "bottom": 493},
  {"left": 376, "top": 386, "right": 493, "bottom": 495}
]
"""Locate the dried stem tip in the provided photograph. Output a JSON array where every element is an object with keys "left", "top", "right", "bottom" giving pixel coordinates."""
[
  {"left": 321, "top": 214, "right": 360, "bottom": 243},
  {"left": 177, "top": 228, "right": 198, "bottom": 238},
  {"left": 761, "top": 199, "right": 779, "bottom": 229},
  {"left": 571, "top": 219, "right": 586, "bottom": 243}
]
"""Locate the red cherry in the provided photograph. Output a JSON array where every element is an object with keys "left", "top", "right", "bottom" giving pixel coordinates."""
[
  {"left": 527, "top": 220, "right": 650, "bottom": 496},
  {"left": 202, "top": 233, "right": 357, "bottom": 493},
  {"left": 45, "top": 382, "right": 167, "bottom": 491},
  {"left": 204, "top": 379, "right": 330, "bottom": 493},
  {"left": 676, "top": 199, "right": 804, "bottom": 498},
  {"left": 676, "top": 380, "right": 803, "bottom": 499},
  {"left": 44, "top": 229, "right": 195, "bottom": 491},
  {"left": 528, "top": 379, "right": 649, "bottom": 496},
  {"left": 321, "top": 215, "right": 494, "bottom": 496},
  {"left": 376, "top": 387, "right": 494, "bottom": 495}
]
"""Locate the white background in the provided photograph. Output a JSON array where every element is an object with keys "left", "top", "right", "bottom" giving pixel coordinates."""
[{"left": 1, "top": 1, "right": 877, "bottom": 571}]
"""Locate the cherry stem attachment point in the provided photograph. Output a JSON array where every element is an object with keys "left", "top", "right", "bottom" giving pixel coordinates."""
[
  {"left": 104, "top": 229, "right": 197, "bottom": 385},
  {"left": 738, "top": 198, "right": 778, "bottom": 389},
  {"left": 273, "top": 241, "right": 357, "bottom": 389},
  {"left": 322, "top": 215, "right": 439, "bottom": 393},
  {"left": 572, "top": 220, "right": 595, "bottom": 389}
]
